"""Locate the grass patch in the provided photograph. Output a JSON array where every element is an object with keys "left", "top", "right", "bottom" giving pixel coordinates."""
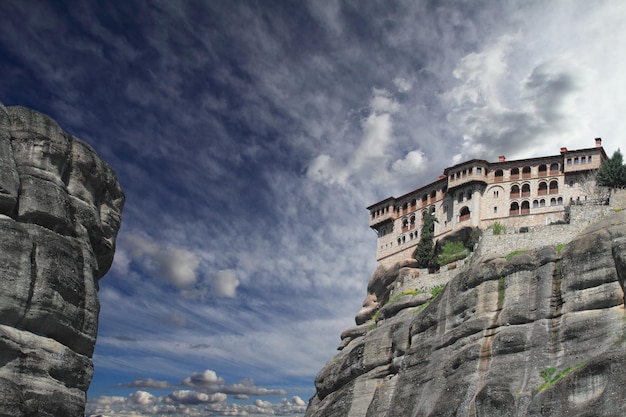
[
  {"left": 437, "top": 241, "right": 468, "bottom": 266},
  {"left": 556, "top": 243, "right": 567, "bottom": 254},
  {"left": 505, "top": 250, "right": 527, "bottom": 260},
  {"left": 489, "top": 221, "right": 506, "bottom": 235},
  {"left": 413, "top": 284, "right": 446, "bottom": 313},
  {"left": 534, "top": 361, "right": 587, "bottom": 393}
]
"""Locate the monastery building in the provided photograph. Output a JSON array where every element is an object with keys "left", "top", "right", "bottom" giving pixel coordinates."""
[{"left": 367, "top": 138, "right": 607, "bottom": 267}]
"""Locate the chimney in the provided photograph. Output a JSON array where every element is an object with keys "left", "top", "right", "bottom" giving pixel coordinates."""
[
  {"left": 498, "top": 155, "right": 506, "bottom": 163},
  {"left": 595, "top": 137, "right": 602, "bottom": 147},
  {"left": 560, "top": 147, "right": 568, "bottom": 153}
]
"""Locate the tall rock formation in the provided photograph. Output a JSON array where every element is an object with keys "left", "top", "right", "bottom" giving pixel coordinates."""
[
  {"left": 307, "top": 210, "right": 626, "bottom": 417},
  {"left": 0, "top": 102, "right": 124, "bottom": 416}
]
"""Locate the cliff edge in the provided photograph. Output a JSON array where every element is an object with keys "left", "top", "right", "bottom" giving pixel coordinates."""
[
  {"left": 0, "top": 102, "right": 124, "bottom": 416},
  {"left": 307, "top": 209, "right": 626, "bottom": 416}
]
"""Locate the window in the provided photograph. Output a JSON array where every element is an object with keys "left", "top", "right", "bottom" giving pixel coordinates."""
[
  {"left": 569, "top": 180, "right": 574, "bottom": 188},
  {"left": 533, "top": 200, "right": 539, "bottom": 208},
  {"left": 582, "top": 156, "right": 586, "bottom": 163},
  {"left": 495, "top": 170, "right": 504, "bottom": 182},
  {"left": 521, "top": 184, "right": 530, "bottom": 197},
  {"left": 589, "top": 156, "right": 593, "bottom": 163},
  {"left": 509, "top": 202, "right": 520, "bottom": 216},
  {"left": 510, "top": 184, "right": 520, "bottom": 198},
  {"left": 567, "top": 158, "right": 572, "bottom": 165},
  {"left": 476, "top": 167, "right": 482, "bottom": 174},
  {"left": 522, "top": 166, "right": 531, "bottom": 178},
  {"left": 549, "top": 180, "right": 559, "bottom": 194},
  {"left": 574, "top": 157, "right": 579, "bottom": 164},
  {"left": 493, "top": 207, "right": 498, "bottom": 213},
  {"left": 458, "top": 192, "right": 464, "bottom": 203},
  {"left": 494, "top": 190, "right": 499, "bottom": 198},
  {"left": 521, "top": 201, "right": 530, "bottom": 215},
  {"left": 538, "top": 182, "right": 548, "bottom": 195},
  {"left": 459, "top": 206, "right": 470, "bottom": 221}
]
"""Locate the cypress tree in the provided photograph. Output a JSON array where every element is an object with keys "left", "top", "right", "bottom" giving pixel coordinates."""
[
  {"left": 414, "top": 211, "right": 437, "bottom": 268},
  {"left": 597, "top": 149, "right": 626, "bottom": 188}
]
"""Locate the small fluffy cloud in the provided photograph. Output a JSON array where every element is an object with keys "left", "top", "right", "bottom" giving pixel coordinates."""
[
  {"left": 391, "top": 150, "right": 427, "bottom": 176},
  {"left": 211, "top": 269, "right": 240, "bottom": 298},
  {"left": 120, "top": 234, "right": 201, "bottom": 290},
  {"left": 129, "top": 390, "right": 156, "bottom": 405},
  {"left": 182, "top": 369, "right": 225, "bottom": 388},
  {"left": 168, "top": 390, "right": 227, "bottom": 404}
]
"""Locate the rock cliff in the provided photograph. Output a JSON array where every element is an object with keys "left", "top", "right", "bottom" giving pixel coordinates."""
[
  {"left": 0, "top": 102, "right": 124, "bottom": 416},
  {"left": 307, "top": 210, "right": 626, "bottom": 417}
]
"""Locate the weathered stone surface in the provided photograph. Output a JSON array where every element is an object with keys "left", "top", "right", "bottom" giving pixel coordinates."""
[
  {"left": 307, "top": 211, "right": 626, "bottom": 417},
  {"left": 0, "top": 102, "right": 124, "bottom": 416}
]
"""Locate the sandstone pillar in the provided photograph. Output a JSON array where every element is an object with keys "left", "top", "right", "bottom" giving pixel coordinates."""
[{"left": 0, "top": 102, "right": 124, "bottom": 416}]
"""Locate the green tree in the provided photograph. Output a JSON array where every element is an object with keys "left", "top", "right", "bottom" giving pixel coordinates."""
[
  {"left": 414, "top": 211, "right": 437, "bottom": 269},
  {"left": 597, "top": 149, "right": 626, "bottom": 188}
]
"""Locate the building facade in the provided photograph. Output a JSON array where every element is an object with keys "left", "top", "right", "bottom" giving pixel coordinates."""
[{"left": 367, "top": 139, "right": 607, "bottom": 267}]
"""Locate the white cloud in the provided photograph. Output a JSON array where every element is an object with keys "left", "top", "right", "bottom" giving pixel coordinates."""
[
  {"left": 168, "top": 390, "right": 227, "bottom": 404},
  {"left": 129, "top": 390, "right": 156, "bottom": 405},
  {"left": 391, "top": 150, "right": 427, "bottom": 176},
  {"left": 211, "top": 269, "right": 240, "bottom": 298}
]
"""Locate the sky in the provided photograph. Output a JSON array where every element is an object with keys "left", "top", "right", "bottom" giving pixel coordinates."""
[{"left": 1, "top": 1, "right": 625, "bottom": 416}]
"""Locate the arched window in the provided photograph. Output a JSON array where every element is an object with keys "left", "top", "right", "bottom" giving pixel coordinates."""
[
  {"left": 538, "top": 182, "right": 548, "bottom": 196},
  {"left": 549, "top": 180, "right": 559, "bottom": 194},
  {"left": 402, "top": 218, "right": 409, "bottom": 232},
  {"left": 550, "top": 198, "right": 557, "bottom": 206},
  {"left": 510, "top": 184, "right": 520, "bottom": 198},
  {"left": 430, "top": 206, "right": 435, "bottom": 214},
  {"left": 459, "top": 206, "right": 471, "bottom": 222},
  {"left": 511, "top": 167, "right": 520, "bottom": 180},
  {"left": 533, "top": 200, "right": 539, "bottom": 208},
  {"left": 522, "top": 166, "right": 531, "bottom": 179},
  {"left": 402, "top": 202, "right": 409, "bottom": 214},
  {"left": 397, "top": 238, "right": 402, "bottom": 246},
  {"left": 510, "top": 202, "right": 520, "bottom": 216},
  {"left": 557, "top": 197, "right": 563, "bottom": 205},
  {"left": 540, "top": 199, "right": 546, "bottom": 207},
  {"left": 421, "top": 194, "right": 428, "bottom": 206},
  {"left": 521, "top": 200, "right": 530, "bottom": 215},
  {"left": 495, "top": 169, "right": 504, "bottom": 182},
  {"left": 550, "top": 163, "right": 559, "bottom": 174},
  {"left": 457, "top": 192, "right": 464, "bottom": 203},
  {"left": 521, "top": 183, "right": 531, "bottom": 197},
  {"left": 411, "top": 199, "right": 417, "bottom": 208},
  {"left": 538, "top": 164, "right": 548, "bottom": 177},
  {"left": 409, "top": 216, "right": 416, "bottom": 229},
  {"left": 430, "top": 190, "right": 437, "bottom": 202}
]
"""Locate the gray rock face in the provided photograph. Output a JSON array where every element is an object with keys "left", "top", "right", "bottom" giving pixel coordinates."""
[
  {"left": 0, "top": 102, "right": 124, "bottom": 417},
  {"left": 307, "top": 211, "right": 626, "bottom": 417}
]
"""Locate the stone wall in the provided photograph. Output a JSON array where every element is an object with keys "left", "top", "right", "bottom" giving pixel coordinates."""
[{"left": 0, "top": 102, "right": 124, "bottom": 417}]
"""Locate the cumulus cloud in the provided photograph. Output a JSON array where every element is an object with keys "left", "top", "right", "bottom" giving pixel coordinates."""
[
  {"left": 182, "top": 369, "right": 225, "bottom": 388},
  {"left": 211, "top": 269, "right": 240, "bottom": 298},
  {"left": 129, "top": 390, "right": 156, "bottom": 405},
  {"left": 168, "top": 390, "right": 227, "bottom": 404},
  {"left": 122, "top": 234, "right": 201, "bottom": 290}
]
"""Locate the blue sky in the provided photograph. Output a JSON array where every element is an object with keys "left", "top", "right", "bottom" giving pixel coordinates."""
[{"left": 1, "top": 1, "right": 625, "bottom": 416}]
